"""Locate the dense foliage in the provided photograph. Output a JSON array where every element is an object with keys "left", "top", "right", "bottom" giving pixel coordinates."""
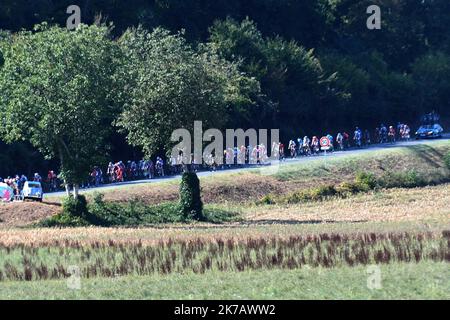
[
  {"left": 0, "top": 24, "right": 123, "bottom": 194},
  {"left": 179, "top": 172, "right": 204, "bottom": 221},
  {"left": 0, "top": 0, "right": 449, "bottom": 177}
]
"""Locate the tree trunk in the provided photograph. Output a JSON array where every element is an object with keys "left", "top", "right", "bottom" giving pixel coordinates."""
[
  {"left": 65, "top": 183, "right": 71, "bottom": 197},
  {"left": 73, "top": 184, "right": 79, "bottom": 199}
]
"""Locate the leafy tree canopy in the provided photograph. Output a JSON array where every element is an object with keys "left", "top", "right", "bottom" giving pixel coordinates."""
[{"left": 0, "top": 23, "right": 124, "bottom": 193}]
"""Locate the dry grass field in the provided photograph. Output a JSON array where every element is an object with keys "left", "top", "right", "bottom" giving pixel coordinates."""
[{"left": 245, "top": 184, "right": 450, "bottom": 223}]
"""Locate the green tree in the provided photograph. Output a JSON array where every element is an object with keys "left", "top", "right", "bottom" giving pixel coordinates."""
[
  {"left": 208, "top": 18, "right": 338, "bottom": 137},
  {"left": 412, "top": 52, "right": 450, "bottom": 119},
  {"left": 117, "top": 27, "right": 257, "bottom": 158},
  {"left": 0, "top": 23, "right": 123, "bottom": 197},
  {"left": 334, "top": 0, "right": 427, "bottom": 71}
]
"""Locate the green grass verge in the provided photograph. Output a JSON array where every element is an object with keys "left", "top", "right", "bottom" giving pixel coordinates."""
[
  {"left": 271, "top": 141, "right": 450, "bottom": 183},
  {"left": 258, "top": 169, "right": 447, "bottom": 205},
  {"left": 0, "top": 262, "right": 447, "bottom": 299}
]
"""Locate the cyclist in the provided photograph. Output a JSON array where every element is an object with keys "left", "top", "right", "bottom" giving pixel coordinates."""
[
  {"left": 336, "top": 133, "right": 344, "bottom": 151},
  {"left": 311, "top": 136, "right": 320, "bottom": 155},
  {"left": 302, "top": 136, "right": 311, "bottom": 156},
  {"left": 279, "top": 142, "right": 285, "bottom": 161},
  {"left": 388, "top": 126, "right": 396, "bottom": 143},
  {"left": 380, "top": 125, "right": 388, "bottom": 143},
  {"left": 156, "top": 157, "right": 165, "bottom": 177},
  {"left": 33, "top": 173, "right": 42, "bottom": 182},
  {"left": 343, "top": 132, "right": 350, "bottom": 149},
  {"left": 326, "top": 134, "right": 334, "bottom": 152},
  {"left": 354, "top": 127, "right": 362, "bottom": 148},
  {"left": 402, "top": 124, "right": 411, "bottom": 141},
  {"left": 288, "top": 140, "right": 296, "bottom": 158}
]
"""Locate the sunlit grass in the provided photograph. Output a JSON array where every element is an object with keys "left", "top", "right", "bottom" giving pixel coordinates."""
[{"left": 0, "top": 262, "right": 448, "bottom": 299}]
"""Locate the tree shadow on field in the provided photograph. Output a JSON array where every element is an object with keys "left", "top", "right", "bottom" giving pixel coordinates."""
[
  {"left": 240, "top": 219, "right": 368, "bottom": 226},
  {"left": 144, "top": 219, "right": 368, "bottom": 230},
  {"left": 406, "top": 144, "right": 446, "bottom": 168}
]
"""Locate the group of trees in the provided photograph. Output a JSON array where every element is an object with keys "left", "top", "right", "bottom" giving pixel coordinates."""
[
  {"left": 1, "top": 0, "right": 449, "bottom": 194},
  {"left": 0, "top": 24, "right": 253, "bottom": 196}
]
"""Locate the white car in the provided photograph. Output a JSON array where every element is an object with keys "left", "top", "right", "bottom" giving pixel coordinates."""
[{"left": 22, "top": 181, "right": 43, "bottom": 202}]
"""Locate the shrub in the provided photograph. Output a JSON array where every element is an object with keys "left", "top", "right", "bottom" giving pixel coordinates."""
[
  {"left": 312, "top": 185, "right": 338, "bottom": 197},
  {"left": 38, "top": 212, "right": 89, "bottom": 228},
  {"left": 379, "top": 170, "right": 426, "bottom": 189},
  {"left": 203, "top": 208, "right": 242, "bottom": 224},
  {"left": 336, "top": 182, "right": 361, "bottom": 195},
  {"left": 355, "top": 172, "right": 378, "bottom": 191},
  {"left": 179, "top": 172, "right": 204, "bottom": 221},
  {"left": 89, "top": 193, "right": 185, "bottom": 225},
  {"left": 39, "top": 194, "right": 97, "bottom": 227},
  {"left": 282, "top": 185, "right": 338, "bottom": 203},
  {"left": 61, "top": 195, "right": 89, "bottom": 219},
  {"left": 282, "top": 191, "right": 305, "bottom": 204},
  {"left": 38, "top": 190, "right": 237, "bottom": 227},
  {"left": 88, "top": 193, "right": 141, "bottom": 226}
]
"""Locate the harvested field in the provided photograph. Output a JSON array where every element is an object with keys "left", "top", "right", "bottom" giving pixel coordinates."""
[
  {"left": 245, "top": 184, "right": 450, "bottom": 223},
  {"left": 0, "top": 219, "right": 447, "bottom": 248}
]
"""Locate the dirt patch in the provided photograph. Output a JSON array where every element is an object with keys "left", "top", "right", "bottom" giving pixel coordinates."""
[
  {"left": 202, "top": 174, "right": 287, "bottom": 203},
  {"left": 0, "top": 201, "right": 60, "bottom": 228},
  {"left": 100, "top": 183, "right": 180, "bottom": 205}
]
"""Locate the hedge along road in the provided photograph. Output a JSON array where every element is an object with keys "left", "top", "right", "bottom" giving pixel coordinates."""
[{"left": 44, "top": 135, "right": 450, "bottom": 199}]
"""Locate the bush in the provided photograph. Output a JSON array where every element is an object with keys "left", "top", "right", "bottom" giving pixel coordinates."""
[
  {"left": 88, "top": 193, "right": 141, "bottom": 226},
  {"left": 61, "top": 195, "right": 89, "bottom": 219},
  {"left": 38, "top": 194, "right": 95, "bottom": 227},
  {"left": 444, "top": 152, "right": 450, "bottom": 170},
  {"left": 89, "top": 193, "right": 185, "bottom": 226},
  {"left": 309, "top": 185, "right": 338, "bottom": 200},
  {"left": 355, "top": 172, "right": 378, "bottom": 191},
  {"left": 179, "top": 172, "right": 204, "bottom": 221},
  {"left": 38, "top": 191, "right": 237, "bottom": 227},
  {"left": 336, "top": 182, "right": 361, "bottom": 196},
  {"left": 282, "top": 185, "right": 338, "bottom": 203},
  {"left": 37, "top": 212, "right": 89, "bottom": 227},
  {"left": 378, "top": 170, "right": 426, "bottom": 189}
]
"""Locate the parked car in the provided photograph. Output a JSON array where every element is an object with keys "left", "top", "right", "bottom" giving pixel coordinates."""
[
  {"left": 22, "top": 181, "right": 43, "bottom": 201},
  {"left": 415, "top": 124, "right": 444, "bottom": 139}
]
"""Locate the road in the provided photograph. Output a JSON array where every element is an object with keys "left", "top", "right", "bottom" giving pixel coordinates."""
[{"left": 44, "top": 135, "right": 450, "bottom": 199}]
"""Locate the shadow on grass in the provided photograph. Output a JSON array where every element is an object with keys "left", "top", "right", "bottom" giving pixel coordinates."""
[
  {"left": 405, "top": 143, "right": 446, "bottom": 169},
  {"left": 241, "top": 219, "right": 368, "bottom": 226},
  {"left": 137, "top": 219, "right": 369, "bottom": 230}
]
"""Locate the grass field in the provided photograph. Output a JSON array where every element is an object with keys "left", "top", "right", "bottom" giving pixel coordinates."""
[
  {"left": 0, "top": 262, "right": 448, "bottom": 300},
  {"left": 0, "top": 141, "right": 448, "bottom": 299}
]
